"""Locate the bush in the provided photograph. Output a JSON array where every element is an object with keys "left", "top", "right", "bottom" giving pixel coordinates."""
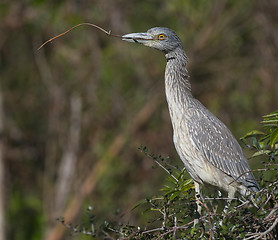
[{"left": 60, "top": 111, "right": 278, "bottom": 239}]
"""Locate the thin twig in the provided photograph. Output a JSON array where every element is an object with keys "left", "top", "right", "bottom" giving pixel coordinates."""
[
  {"left": 38, "top": 23, "right": 122, "bottom": 50},
  {"left": 203, "top": 196, "right": 245, "bottom": 203},
  {"left": 195, "top": 192, "right": 214, "bottom": 240},
  {"left": 148, "top": 200, "right": 165, "bottom": 218},
  {"left": 172, "top": 216, "right": 177, "bottom": 240},
  {"left": 265, "top": 203, "right": 278, "bottom": 220},
  {"left": 140, "top": 150, "right": 179, "bottom": 183},
  {"left": 228, "top": 168, "right": 278, "bottom": 185},
  {"left": 245, "top": 217, "right": 278, "bottom": 240},
  {"left": 153, "top": 213, "right": 222, "bottom": 240},
  {"left": 140, "top": 227, "right": 164, "bottom": 235},
  {"left": 38, "top": 22, "right": 153, "bottom": 50},
  {"left": 154, "top": 159, "right": 179, "bottom": 183}
]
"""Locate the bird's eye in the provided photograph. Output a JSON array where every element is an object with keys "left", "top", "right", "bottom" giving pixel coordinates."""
[{"left": 158, "top": 34, "right": 166, "bottom": 40}]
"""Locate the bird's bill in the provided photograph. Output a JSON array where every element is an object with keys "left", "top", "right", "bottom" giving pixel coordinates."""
[{"left": 122, "top": 32, "right": 153, "bottom": 44}]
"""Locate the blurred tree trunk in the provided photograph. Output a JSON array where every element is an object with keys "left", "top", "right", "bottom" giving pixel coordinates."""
[
  {"left": 55, "top": 94, "right": 82, "bottom": 214},
  {"left": 44, "top": 91, "right": 163, "bottom": 240},
  {"left": 0, "top": 84, "right": 5, "bottom": 240}
]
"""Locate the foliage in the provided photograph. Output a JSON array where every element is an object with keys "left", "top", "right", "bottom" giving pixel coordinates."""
[
  {"left": 241, "top": 110, "right": 278, "bottom": 160},
  {"left": 60, "top": 111, "right": 278, "bottom": 239}
]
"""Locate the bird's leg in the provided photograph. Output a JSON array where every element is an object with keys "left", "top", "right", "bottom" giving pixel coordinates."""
[
  {"left": 223, "top": 189, "right": 235, "bottom": 215},
  {"left": 194, "top": 181, "right": 203, "bottom": 226},
  {"left": 218, "top": 188, "right": 236, "bottom": 227}
]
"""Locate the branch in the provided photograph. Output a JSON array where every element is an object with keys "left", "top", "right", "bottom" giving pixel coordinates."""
[
  {"left": 245, "top": 217, "right": 278, "bottom": 240},
  {"left": 37, "top": 22, "right": 153, "bottom": 50},
  {"left": 139, "top": 150, "right": 178, "bottom": 183},
  {"left": 154, "top": 159, "right": 178, "bottom": 183},
  {"left": 195, "top": 192, "right": 214, "bottom": 240},
  {"left": 37, "top": 23, "right": 122, "bottom": 50}
]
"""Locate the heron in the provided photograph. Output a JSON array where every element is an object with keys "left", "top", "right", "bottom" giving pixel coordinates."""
[{"left": 122, "top": 27, "right": 259, "bottom": 219}]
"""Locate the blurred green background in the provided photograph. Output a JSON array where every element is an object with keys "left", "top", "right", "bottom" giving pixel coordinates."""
[{"left": 0, "top": 0, "right": 277, "bottom": 239}]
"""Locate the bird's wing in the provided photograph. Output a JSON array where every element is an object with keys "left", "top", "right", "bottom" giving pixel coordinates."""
[{"left": 186, "top": 105, "right": 259, "bottom": 192}]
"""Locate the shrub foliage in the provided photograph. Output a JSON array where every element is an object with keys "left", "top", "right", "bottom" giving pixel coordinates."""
[{"left": 60, "top": 111, "right": 278, "bottom": 239}]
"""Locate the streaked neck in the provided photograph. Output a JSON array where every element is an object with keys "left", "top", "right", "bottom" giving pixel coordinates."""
[{"left": 165, "top": 48, "right": 191, "bottom": 93}]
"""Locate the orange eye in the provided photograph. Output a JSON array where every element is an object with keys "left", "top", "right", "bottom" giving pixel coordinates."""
[{"left": 158, "top": 34, "right": 166, "bottom": 40}]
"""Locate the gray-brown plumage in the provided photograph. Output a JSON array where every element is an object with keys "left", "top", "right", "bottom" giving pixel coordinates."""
[{"left": 122, "top": 27, "right": 259, "bottom": 205}]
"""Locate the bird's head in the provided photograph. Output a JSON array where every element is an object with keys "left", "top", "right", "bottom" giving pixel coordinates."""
[{"left": 122, "top": 27, "right": 183, "bottom": 54}]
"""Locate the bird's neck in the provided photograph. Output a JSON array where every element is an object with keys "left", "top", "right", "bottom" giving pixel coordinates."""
[{"left": 165, "top": 48, "right": 191, "bottom": 93}]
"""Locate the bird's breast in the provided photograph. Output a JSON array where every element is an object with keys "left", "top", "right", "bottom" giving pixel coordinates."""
[{"left": 165, "top": 84, "right": 203, "bottom": 181}]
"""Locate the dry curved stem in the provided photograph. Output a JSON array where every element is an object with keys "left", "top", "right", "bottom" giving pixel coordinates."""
[
  {"left": 37, "top": 23, "right": 122, "bottom": 50},
  {"left": 38, "top": 22, "right": 153, "bottom": 50}
]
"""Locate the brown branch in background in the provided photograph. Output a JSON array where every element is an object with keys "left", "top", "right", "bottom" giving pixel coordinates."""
[{"left": 0, "top": 84, "right": 5, "bottom": 240}]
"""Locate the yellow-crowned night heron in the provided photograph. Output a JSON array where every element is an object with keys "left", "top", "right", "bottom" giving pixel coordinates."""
[{"left": 122, "top": 27, "right": 259, "bottom": 216}]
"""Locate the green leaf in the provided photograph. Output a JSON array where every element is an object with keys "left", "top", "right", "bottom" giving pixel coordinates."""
[
  {"left": 169, "top": 192, "right": 180, "bottom": 201},
  {"left": 190, "top": 227, "right": 197, "bottom": 235},
  {"left": 168, "top": 175, "right": 178, "bottom": 184},
  {"left": 165, "top": 189, "right": 176, "bottom": 195},
  {"left": 261, "top": 119, "right": 278, "bottom": 124},
  {"left": 180, "top": 179, "right": 194, "bottom": 192},
  {"left": 270, "top": 128, "right": 278, "bottom": 147},
  {"left": 252, "top": 150, "right": 271, "bottom": 157},
  {"left": 181, "top": 184, "right": 194, "bottom": 192},
  {"left": 221, "top": 224, "right": 228, "bottom": 233},
  {"left": 241, "top": 130, "right": 265, "bottom": 139},
  {"left": 131, "top": 199, "right": 148, "bottom": 210},
  {"left": 262, "top": 110, "right": 278, "bottom": 118}
]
